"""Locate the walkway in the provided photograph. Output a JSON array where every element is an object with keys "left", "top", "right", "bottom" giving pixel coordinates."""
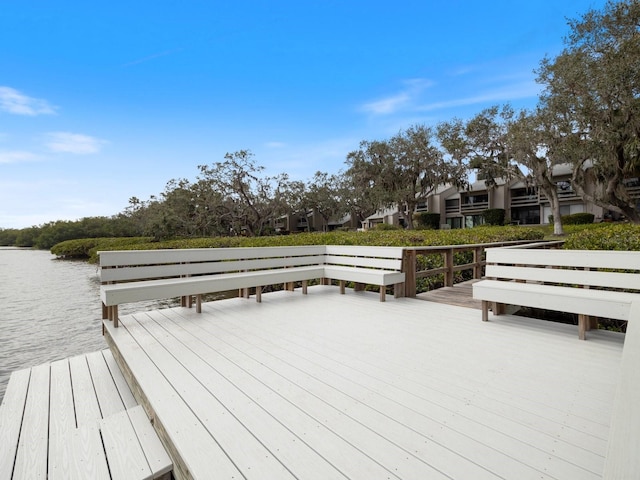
[
  {"left": 104, "top": 285, "right": 623, "bottom": 479},
  {"left": 417, "top": 279, "right": 482, "bottom": 309},
  {"left": 0, "top": 350, "right": 172, "bottom": 480}
]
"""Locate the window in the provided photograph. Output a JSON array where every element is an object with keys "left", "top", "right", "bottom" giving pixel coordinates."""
[
  {"left": 446, "top": 217, "right": 462, "bottom": 229},
  {"left": 464, "top": 214, "right": 484, "bottom": 228}
]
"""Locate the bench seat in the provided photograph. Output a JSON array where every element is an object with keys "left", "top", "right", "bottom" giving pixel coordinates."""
[
  {"left": 474, "top": 279, "right": 635, "bottom": 322},
  {"left": 101, "top": 265, "right": 325, "bottom": 307},
  {"left": 323, "top": 266, "right": 405, "bottom": 301}
]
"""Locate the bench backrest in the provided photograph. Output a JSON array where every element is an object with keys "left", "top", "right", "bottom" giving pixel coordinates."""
[
  {"left": 99, "top": 245, "right": 405, "bottom": 283},
  {"left": 99, "top": 246, "right": 326, "bottom": 283},
  {"left": 485, "top": 248, "right": 640, "bottom": 292},
  {"left": 324, "top": 245, "right": 404, "bottom": 272}
]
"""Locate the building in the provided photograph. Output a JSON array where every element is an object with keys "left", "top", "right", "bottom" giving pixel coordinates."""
[{"left": 361, "top": 165, "right": 637, "bottom": 230}]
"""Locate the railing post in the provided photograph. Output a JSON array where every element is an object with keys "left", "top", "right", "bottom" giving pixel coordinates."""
[
  {"left": 402, "top": 249, "right": 416, "bottom": 298},
  {"left": 473, "top": 246, "right": 483, "bottom": 279},
  {"left": 444, "top": 248, "right": 454, "bottom": 287}
]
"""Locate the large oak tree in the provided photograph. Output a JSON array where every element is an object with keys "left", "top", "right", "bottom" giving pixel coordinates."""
[
  {"left": 346, "top": 125, "right": 466, "bottom": 229},
  {"left": 537, "top": 0, "right": 640, "bottom": 222}
]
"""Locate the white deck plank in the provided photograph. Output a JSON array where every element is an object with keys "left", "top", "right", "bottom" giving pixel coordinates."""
[
  {"left": 86, "top": 350, "right": 126, "bottom": 418},
  {"left": 104, "top": 319, "right": 243, "bottom": 480},
  {"left": 102, "top": 349, "right": 137, "bottom": 409},
  {"left": 69, "top": 354, "right": 103, "bottom": 427},
  {"left": 228, "top": 297, "right": 616, "bottom": 452},
  {"left": 192, "top": 296, "right": 563, "bottom": 479},
  {"left": 127, "top": 405, "right": 173, "bottom": 478},
  {"left": 123, "top": 312, "right": 301, "bottom": 480},
  {"left": 100, "top": 409, "right": 153, "bottom": 480},
  {"left": 154, "top": 307, "right": 494, "bottom": 480},
  {"left": 65, "top": 423, "right": 111, "bottom": 480},
  {"left": 12, "top": 363, "right": 50, "bottom": 479},
  {"left": 140, "top": 308, "right": 413, "bottom": 480},
  {"left": 48, "top": 358, "right": 77, "bottom": 480},
  {"left": 0, "top": 368, "right": 30, "bottom": 479}
]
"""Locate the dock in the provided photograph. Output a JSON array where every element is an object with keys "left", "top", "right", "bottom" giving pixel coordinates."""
[
  {"left": 0, "top": 350, "right": 172, "bottom": 479},
  {"left": 103, "top": 285, "right": 622, "bottom": 479},
  {"left": 1, "top": 284, "right": 628, "bottom": 479}
]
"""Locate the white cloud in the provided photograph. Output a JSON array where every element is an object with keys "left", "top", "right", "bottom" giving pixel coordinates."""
[
  {"left": 417, "top": 80, "right": 540, "bottom": 112},
  {"left": 0, "top": 150, "right": 41, "bottom": 164},
  {"left": 0, "top": 86, "right": 57, "bottom": 116},
  {"left": 265, "top": 141, "right": 287, "bottom": 148},
  {"left": 360, "top": 78, "right": 435, "bottom": 116},
  {"left": 361, "top": 92, "right": 411, "bottom": 115},
  {"left": 45, "top": 132, "right": 107, "bottom": 154}
]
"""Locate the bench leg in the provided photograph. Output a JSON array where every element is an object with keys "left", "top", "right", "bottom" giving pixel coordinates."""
[
  {"left": 302, "top": 281, "right": 308, "bottom": 295},
  {"left": 111, "top": 305, "right": 119, "bottom": 328},
  {"left": 482, "top": 301, "right": 489, "bottom": 322},
  {"left": 339, "top": 280, "right": 346, "bottom": 295},
  {"left": 379, "top": 287, "right": 386, "bottom": 302},
  {"left": 196, "top": 294, "right": 202, "bottom": 313},
  {"left": 102, "top": 302, "right": 108, "bottom": 320},
  {"left": 187, "top": 295, "right": 193, "bottom": 308},
  {"left": 256, "top": 287, "right": 262, "bottom": 303},
  {"left": 354, "top": 282, "right": 365, "bottom": 292},
  {"left": 578, "top": 314, "right": 587, "bottom": 340}
]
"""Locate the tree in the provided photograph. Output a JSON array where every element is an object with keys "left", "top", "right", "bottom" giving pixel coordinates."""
[
  {"left": 537, "top": 0, "right": 640, "bottom": 222},
  {"left": 306, "top": 171, "right": 342, "bottom": 231},
  {"left": 438, "top": 106, "right": 568, "bottom": 235},
  {"left": 346, "top": 125, "right": 466, "bottom": 229},
  {"left": 198, "top": 150, "right": 289, "bottom": 236}
]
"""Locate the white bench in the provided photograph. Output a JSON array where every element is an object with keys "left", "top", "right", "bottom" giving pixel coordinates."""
[
  {"left": 472, "top": 247, "right": 640, "bottom": 339},
  {"left": 99, "top": 245, "right": 405, "bottom": 326},
  {"left": 603, "top": 301, "right": 640, "bottom": 478}
]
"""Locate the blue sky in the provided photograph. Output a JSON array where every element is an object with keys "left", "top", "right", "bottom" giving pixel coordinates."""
[{"left": 1, "top": 0, "right": 607, "bottom": 229}]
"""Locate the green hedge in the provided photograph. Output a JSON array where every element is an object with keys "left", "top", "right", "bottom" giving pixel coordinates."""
[
  {"left": 562, "top": 212, "right": 595, "bottom": 225},
  {"left": 50, "top": 237, "right": 154, "bottom": 259},
  {"left": 563, "top": 223, "right": 640, "bottom": 250},
  {"left": 51, "top": 227, "right": 545, "bottom": 262}
]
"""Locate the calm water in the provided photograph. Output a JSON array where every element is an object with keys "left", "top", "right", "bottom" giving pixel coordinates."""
[
  {"left": 0, "top": 247, "right": 106, "bottom": 402},
  {"left": 0, "top": 247, "right": 175, "bottom": 403}
]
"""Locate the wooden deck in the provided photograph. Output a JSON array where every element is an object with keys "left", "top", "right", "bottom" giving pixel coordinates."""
[
  {"left": 104, "top": 285, "right": 624, "bottom": 480},
  {"left": 417, "top": 279, "right": 483, "bottom": 309},
  {"left": 0, "top": 350, "right": 172, "bottom": 480}
]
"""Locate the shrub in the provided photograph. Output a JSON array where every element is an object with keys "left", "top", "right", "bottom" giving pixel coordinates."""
[
  {"left": 413, "top": 212, "right": 440, "bottom": 229},
  {"left": 562, "top": 212, "right": 595, "bottom": 225},
  {"left": 482, "top": 208, "right": 505, "bottom": 226},
  {"left": 549, "top": 212, "right": 595, "bottom": 225},
  {"left": 564, "top": 223, "right": 640, "bottom": 250},
  {"left": 374, "top": 223, "right": 401, "bottom": 231}
]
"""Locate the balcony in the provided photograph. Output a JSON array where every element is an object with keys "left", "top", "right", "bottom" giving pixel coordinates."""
[
  {"left": 510, "top": 194, "right": 539, "bottom": 207},
  {"left": 460, "top": 200, "right": 489, "bottom": 213}
]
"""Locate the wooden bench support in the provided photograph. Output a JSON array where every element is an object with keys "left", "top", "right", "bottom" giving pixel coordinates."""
[
  {"left": 256, "top": 287, "right": 262, "bottom": 303},
  {"left": 196, "top": 294, "right": 202, "bottom": 313},
  {"left": 379, "top": 287, "right": 386, "bottom": 302},
  {"left": 578, "top": 314, "right": 588, "bottom": 341},
  {"left": 339, "top": 280, "right": 346, "bottom": 295}
]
